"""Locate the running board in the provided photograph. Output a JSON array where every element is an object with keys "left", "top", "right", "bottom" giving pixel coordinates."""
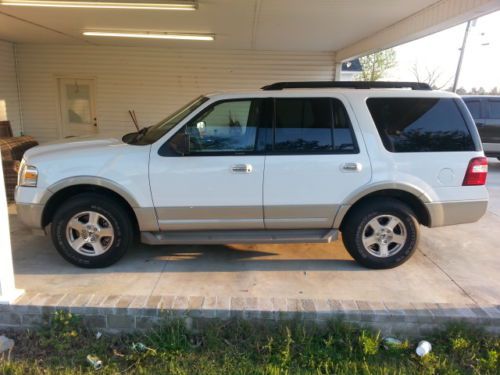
[{"left": 141, "top": 229, "right": 338, "bottom": 245}]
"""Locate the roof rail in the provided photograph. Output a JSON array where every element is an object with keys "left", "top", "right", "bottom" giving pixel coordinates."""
[{"left": 261, "top": 81, "right": 432, "bottom": 91}]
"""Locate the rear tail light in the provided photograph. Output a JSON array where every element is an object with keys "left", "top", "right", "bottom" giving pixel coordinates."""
[{"left": 463, "top": 157, "right": 488, "bottom": 186}]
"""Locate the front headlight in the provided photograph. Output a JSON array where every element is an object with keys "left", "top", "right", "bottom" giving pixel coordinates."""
[{"left": 18, "top": 161, "right": 38, "bottom": 187}]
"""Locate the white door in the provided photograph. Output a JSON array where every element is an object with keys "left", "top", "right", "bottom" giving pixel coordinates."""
[
  {"left": 263, "top": 97, "right": 371, "bottom": 229},
  {"left": 149, "top": 98, "right": 268, "bottom": 230},
  {"left": 59, "top": 78, "right": 97, "bottom": 137}
]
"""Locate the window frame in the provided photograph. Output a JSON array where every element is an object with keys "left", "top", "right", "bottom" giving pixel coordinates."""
[
  {"left": 366, "top": 97, "right": 481, "bottom": 153},
  {"left": 267, "top": 97, "right": 359, "bottom": 155},
  {"left": 159, "top": 96, "right": 360, "bottom": 157}
]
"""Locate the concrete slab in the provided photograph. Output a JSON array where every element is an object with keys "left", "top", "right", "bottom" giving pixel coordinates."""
[{"left": 7, "top": 159, "right": 500, "bottom": 322}]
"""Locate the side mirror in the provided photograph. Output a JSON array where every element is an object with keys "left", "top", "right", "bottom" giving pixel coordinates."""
[{"left": 169, "top": 132, "right": 190, "bottom": 155}]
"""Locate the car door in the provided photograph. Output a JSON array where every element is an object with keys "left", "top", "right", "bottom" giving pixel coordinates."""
[
  {"left": 263, "top": 96, "right": 371, "bottom": 229},
  {"left": 149, "top": 98, "right": 270, "bottom": 230},
  {"left": 483, "top": 98, "right": 500, "bottom": 144}
]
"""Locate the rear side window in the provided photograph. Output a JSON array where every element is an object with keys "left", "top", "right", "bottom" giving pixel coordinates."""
[
  {"left": 367, "top": 98, "right": 476, "bottom": 152},
  {"left": 464, "top": 100, "right": 481, "bottom": 119},
  {"left": 273, "top": 98, "right": 357, "bottom": 153},
  {"left": 487, "top": 100, "right": 500, "bottom": 119}
]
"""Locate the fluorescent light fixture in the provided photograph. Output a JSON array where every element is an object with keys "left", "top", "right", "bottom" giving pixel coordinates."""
[
  {"left": 83, "top": 31, "right": 214, "bottom": 41},
  {"left": 0, "top": 0, "right": 197, "bottom": 10}
]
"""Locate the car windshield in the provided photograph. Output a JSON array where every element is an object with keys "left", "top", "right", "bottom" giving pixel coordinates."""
[{"left": 127, "top": 96, "right": 209, "bottom": 145}]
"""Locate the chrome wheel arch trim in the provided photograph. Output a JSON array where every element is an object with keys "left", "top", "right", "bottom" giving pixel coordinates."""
[
  {"left": 43, "top": 176, "right": 140, "bottom": 207},
  {"left": 332, "top": 181, "right": 432, "bottom": 229}
]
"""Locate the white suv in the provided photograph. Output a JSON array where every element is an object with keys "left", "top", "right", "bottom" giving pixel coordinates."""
[{"left": 15, "top": 81, "right": 489, "bottom": 269}]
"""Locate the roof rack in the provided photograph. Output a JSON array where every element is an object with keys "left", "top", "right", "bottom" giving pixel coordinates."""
[{"left": 261, "top": 81, "right": 432, "bottom": 91}]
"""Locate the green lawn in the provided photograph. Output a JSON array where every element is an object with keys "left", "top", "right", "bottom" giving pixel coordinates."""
[{"left": 1, "top": 311, "right": 499, "bottom": 374}]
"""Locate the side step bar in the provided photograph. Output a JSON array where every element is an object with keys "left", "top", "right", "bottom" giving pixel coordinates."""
[{"left": 141, "top": 229, "right": 338, "bottom": 245}]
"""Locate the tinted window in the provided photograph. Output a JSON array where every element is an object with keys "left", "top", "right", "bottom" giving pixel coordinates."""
[
  {"left": 184, "top": 99, "right": 265, "bottom": 153},
  {"left": 367, "top": 98, "right": 476, "bottom": 152},
  {"left": 464, "top": 100, "right": 481, "bottom": 119},
  {"left": 273, "top": 98, "right": 356, "bottom": 153},
  {"left": 332, "top": 99, "right": 356, "bottom": 152},
  {"left": 274, "top": 98, "right": 332, "bottom": 152},
  {"left": 487, "top": 100, "right": 500, "bottom": 119}
]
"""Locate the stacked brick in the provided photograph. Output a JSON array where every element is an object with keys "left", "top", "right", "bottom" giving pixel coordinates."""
[{"left": 1, "top": 135, "right": 38, "bottom": 201}]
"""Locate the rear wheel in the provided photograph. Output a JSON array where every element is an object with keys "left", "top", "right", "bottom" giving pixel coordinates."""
[
  {"left": 341, "top": 198, "right": 419, "bottom": 269},
  {"left": 51, "top": 193, "right": 133, "bottom": 268}
]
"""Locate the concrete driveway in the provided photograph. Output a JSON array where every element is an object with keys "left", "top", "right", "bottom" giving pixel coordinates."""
[{"left": 9, "top": 159, "right": 500, "bottom": 306}]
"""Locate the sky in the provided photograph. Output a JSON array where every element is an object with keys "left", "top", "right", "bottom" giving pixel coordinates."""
[{"left": 384, "top": 10, "right": 500, "bottom": 91}]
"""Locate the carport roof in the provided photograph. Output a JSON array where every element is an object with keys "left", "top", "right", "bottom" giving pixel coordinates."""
[{"left": 0, "top": 0, "right": 499, "bottom": 61}]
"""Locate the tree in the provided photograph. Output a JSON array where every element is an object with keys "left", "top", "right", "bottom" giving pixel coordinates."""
[
  {"left": 411, "top": 63, "right": 451, "bottom": 90},
  {"left": 490, "top": 87, "right": 499, "bottom": 95},
  {"left": 456, "top": 87, "right": 467, "bottom": 95},
  {"left": 358, "top": 49, "right": 397, "bottom": 81}
]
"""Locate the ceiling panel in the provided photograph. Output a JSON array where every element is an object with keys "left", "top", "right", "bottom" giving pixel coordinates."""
[{"left": 0, "top": 0, "right": 442, "bottom": 51}]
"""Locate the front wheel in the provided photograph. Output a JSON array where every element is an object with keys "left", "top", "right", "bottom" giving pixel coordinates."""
[
  {"left": 51, "top": 193, "right": 133, "bottom": 268},
  {"left": 341, "top": 198, "right": 420, "bottom": 269}
]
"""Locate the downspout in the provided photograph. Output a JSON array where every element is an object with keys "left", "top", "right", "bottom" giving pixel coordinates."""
[
  {"left": 332, "top": 52, "right": 342, "bottom": 81},
  {"left": 13, "top": 43, "right": 24, "bottom": 136}
]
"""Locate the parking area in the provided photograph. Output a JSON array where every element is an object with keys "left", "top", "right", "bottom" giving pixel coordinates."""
[{"left": 8, "top": 159, "right": 500, "bottom": 307}]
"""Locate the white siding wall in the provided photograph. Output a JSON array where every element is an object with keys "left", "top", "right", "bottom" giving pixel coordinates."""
[
  {"left": 15, "top": 45, "right": 335, "bottom": 142},
  {"left": 0, "top": 41, "right": 22, "bottom": 136}
]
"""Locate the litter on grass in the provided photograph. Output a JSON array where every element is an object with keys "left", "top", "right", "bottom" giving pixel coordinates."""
[
  {"left": 131, "top": 342, "right": 157, "bottom": 354},
  {"left": 382, "top": 337, "right": 403, "bottom": 350},
  {"left": 86, "top": 354, "right": 103, "bottom": 370},
  {"left": 416, "top": 340, "right": 432, "bottom": 357},
  {"left": 0, "top": 336, "right": 14, "bottom": 362}
]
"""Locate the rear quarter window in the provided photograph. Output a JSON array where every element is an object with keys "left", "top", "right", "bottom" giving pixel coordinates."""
[{"left": 367, "top": 97, "right": 477, "bottom": 152}]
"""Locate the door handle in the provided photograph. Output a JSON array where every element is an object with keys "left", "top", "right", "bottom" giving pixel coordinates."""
[
  {"left": 231, "top": 164, "right": 253, "bottom": 173},
  {"left": 341, "top": 162, "right": 362, "bottom": 172}
]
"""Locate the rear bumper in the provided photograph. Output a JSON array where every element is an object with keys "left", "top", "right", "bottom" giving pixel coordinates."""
[{"left": 426, "top": 200, "right": 488, "bottom": 227}]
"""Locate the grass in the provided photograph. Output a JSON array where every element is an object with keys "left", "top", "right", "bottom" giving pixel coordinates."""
[{"left": 0, "top": 311, "right": 499, "bottom": 374}]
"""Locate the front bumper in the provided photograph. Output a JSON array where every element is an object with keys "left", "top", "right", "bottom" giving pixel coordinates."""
[
  {"left": 426, "top": 200, "right": 488, "bottom": 227},
  {"left": 16, "top": 202, "right": 44, "bottom": 230}
]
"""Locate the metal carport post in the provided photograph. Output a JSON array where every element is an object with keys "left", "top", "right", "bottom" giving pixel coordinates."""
[{"left": 0, "top": 161, "right": 24, "bottom": 304}]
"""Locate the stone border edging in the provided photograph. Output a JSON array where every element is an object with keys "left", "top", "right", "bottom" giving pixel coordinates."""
[{"left": 1, "top": 292, "right": 499, "bottom": 336}]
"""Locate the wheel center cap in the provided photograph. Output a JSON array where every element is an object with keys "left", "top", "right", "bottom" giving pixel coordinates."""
[{"left": 83, "top": 225, "right": 99, "bottom": 242}]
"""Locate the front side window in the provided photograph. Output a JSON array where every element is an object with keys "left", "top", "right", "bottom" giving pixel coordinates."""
[
  {"left": 367, "top": 98, "right": 477, "bottom": 152},
  {"left": 184, "top": 99, "right": 266, "bottom": 154}
]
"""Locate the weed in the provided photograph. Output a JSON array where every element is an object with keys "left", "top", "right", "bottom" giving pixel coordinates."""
[{"left": 1, "top": 313, "right": 499, "bottom": 374}]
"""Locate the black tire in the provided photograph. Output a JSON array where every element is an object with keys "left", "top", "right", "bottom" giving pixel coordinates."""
[
  {"left": 51, "top": 193, "right": 133, "bottom": 268},
  {"left": 341, "top": 198, "right": 419, "bottom": 269}
]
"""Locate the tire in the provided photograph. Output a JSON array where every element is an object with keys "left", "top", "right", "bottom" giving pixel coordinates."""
[
  {"left": 341, "top": 198, "right": 419, "bottom": 269},
  {"left": 51, "top": 193, "right": 133, "bottom": 268}
]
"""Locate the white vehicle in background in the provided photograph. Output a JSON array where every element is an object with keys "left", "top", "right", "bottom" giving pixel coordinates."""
[{"left": 16, "top": 81, "right": 488, "bottom": 269}]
